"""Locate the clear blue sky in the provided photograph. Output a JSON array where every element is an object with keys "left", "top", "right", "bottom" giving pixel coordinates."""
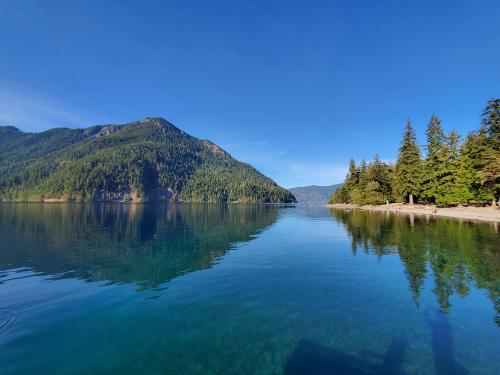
[{"left": 1, "top": 0, "right": 499, "bottom": 187}]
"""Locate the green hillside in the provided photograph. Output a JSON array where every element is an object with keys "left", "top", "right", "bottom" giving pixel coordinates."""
[{"left": 0, "top": 118, "right": 295, "bottom": 203}]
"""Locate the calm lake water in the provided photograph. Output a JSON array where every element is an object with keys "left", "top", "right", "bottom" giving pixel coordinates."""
[{"left": 0, "top": 203, "right": 498, "bottom": 375}]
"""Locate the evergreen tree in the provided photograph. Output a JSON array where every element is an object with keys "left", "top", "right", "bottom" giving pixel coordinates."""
[
  {"left": 461, "top": 99, "right": 500, "bottom": 205},
  {"left": 364, "top": 180, "right": 384, "bottom": 205},
  {"left": 461, "top": 133, "right": 488, "bottom": 202},
  {"left": 354, "top": 160, "right": 370, "bottom": 205},
  {"left": 368, "top": 154, "right": 393, "bottom": 203},
  {"left": 478, "top": 99, "right": 500, "bottom": 205},
  {"left": 422, "top": 115, "right": 447, "bottom": 202},
  {"left": 395, "top": 120, "right": 422, "bottom": 204},
  {"left": 345, "top": 159, "right": 360, "bottom": 191},
  {"left": 448, "top": 131, "right": 473, "bottom": 204},
  {"left": 434, "top": 131, "right": 472, "bottom": 205},
  {"left": 329, "top": 159, "right": 358, "bottom": 204},
  {"left": 357, "top": 159, "right": 369, "bottom": 189},
  {"left": 482, "top": 98, "right": 500, "bottom": 147}
]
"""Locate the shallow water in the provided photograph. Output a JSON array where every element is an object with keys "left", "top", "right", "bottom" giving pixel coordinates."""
[{"left": 0, "top": 203, "right": 498, "bottom": 374}]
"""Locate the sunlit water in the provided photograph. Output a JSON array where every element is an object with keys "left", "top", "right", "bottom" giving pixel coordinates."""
[{"left": 0, "top": 203, "right": 498, "bottom": 374}]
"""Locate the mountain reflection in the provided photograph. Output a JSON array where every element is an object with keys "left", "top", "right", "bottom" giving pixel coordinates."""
[
  {"left": 0, "top": 203, "right": 278, "bottom": 289},
  {"left": 329, "top": 208, "right": 500, "bottom": 326}
]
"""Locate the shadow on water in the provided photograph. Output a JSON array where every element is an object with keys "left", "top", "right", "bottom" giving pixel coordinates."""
[
  {"left": 425, "top": 308, "right": 469, "bottom": 375},
  {"left": 283, "top": 338, "right": 408, "bottom": 375}
]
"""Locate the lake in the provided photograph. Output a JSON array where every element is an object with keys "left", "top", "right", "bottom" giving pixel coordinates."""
[{"left": 0, "top": 203, "right": 498, "bottom": 374}]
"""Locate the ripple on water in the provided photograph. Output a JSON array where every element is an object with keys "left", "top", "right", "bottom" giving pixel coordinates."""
[{"left": 0, "top": 310, "right": 16, "bottom": 334}]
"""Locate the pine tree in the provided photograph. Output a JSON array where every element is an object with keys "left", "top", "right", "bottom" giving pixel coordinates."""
[
  {"left": 478, "top": 99, "right": 500, "bottom": 205},
  {"left": 357, "top": 159, "right": 369, "bottom": 188},
  {"left": 422, "top": 115, "right": 447, "bottom": 202},
  {"left": 462, "top": 99, "right": 500, "bottom": 205},
  {"left": 329, "top": 159, "right": 359, "bottom": 204},
  {"left": 331, "top": 99, "right": 498, "bottom": 207},
  {"left": 461, "top": 132, "right": 491, "bottom": 202},
  {"left": 482, "top": 98, "right": 500, "bottom": 147},
  {"left": 435, "top": 131, "right": 472, "bottom": 205},
  {"left": 369, "top": 154, "right": 393, "bottom": 203},
  {"left": 395, "top": 120, "right": 422, "bottom": 204},
  {"left": 345, "top": 159, "right": 360, "bottom": 191},
  {"left": 349, "top": 160, "right": 368, "bottom": 204}
]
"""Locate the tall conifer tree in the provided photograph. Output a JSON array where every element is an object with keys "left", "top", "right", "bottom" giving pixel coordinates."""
[
  {"left": 478, "top": 99, "right": 500, "bottom": 205},
  {"left": 395, "top": 120, "right": 422, "bottom": 204},
  {"left": 462, "top": 99, "right": 500, "bottom": 205},
  {"left": 422, "top": 115, "right": 447, "bottom": 202},
  {"left": 435, "top": 131, "right": 472, "bottom": 205}
]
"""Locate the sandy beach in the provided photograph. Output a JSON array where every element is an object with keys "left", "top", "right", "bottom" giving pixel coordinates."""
[{"left": 327, "top": 203, "right": 500, "bottom": 223}]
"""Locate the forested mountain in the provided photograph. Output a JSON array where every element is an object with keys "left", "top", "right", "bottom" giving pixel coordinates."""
[
  {"left": 330, "top": 99, "right": 500, "bottom": 206},
  {"left": 289, "top": 184, "right": 342, "bottom": 203},
  {"left": 0, "top": 118, "right": 295, "bottom": 203}
]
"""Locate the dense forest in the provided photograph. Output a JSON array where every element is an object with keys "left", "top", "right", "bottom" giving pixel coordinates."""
[
  {"left": 0, "top": 118, "right": 295, "bottom": 203},
  {"left": 330, "top": 99, "right": 500, "bottom": 206}
]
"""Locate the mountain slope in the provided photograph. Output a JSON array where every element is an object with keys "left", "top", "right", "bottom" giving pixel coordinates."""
[
  {"left": 0, "top": 118, "right": 295, "bottom": 203},
  {"left": 289, "top": 184, "right": 343, "bottom": 203}
]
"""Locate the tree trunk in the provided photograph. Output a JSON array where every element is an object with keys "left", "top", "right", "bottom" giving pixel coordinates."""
[
  {"left": 492, "top": 198, "right": 497, "bottom": 207},
  {"left": 409, "top": 193, "right": 414, "bottom": 205}
]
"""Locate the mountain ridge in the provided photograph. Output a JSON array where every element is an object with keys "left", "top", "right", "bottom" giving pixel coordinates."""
[
  {"left": 289, "top": 184, "right": 342, "bottom": 203},
  {"left": 0, "top": 118, "right": 295, "bottom": 203}
]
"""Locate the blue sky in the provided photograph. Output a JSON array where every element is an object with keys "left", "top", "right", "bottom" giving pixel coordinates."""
[{"left": 1, "top": 0, "right": 499, "bottom": 187}]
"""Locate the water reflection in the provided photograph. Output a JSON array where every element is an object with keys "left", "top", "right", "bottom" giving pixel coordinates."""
[
  {"left": 0, "top": 203, "right": 279, "bottom": 289},
  {"left": 0, "top": 205, "right": 498, "bottom": 374},
  {"left": 329, "top": 208, "right": 500, "bottom": 326}
]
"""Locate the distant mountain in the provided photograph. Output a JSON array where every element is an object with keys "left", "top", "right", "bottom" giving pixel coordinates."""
[
  {"left": 289, "top": 184, "right": 343, "bottom": 203},
  {"left": 0, "top": 118, "right": 295, "bottom": 203}
]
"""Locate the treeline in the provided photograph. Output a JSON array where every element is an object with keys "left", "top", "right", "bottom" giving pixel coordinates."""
[{"left": 330, "top": 99, "right": 500, "bottom": 206}]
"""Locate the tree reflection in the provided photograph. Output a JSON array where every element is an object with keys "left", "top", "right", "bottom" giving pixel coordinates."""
[
  {"left": 0, "top": 203, "right": 278, "bottom": 290},
  {"left": 329, "top": 209, "right": 500, "bottom": 326}
]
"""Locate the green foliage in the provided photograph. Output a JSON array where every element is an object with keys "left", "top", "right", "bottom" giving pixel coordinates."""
[
  {"left": 395, "top": 120, "right": 422, "bottom": 203},
  {"left": 421, "top": 116, "right": 472, "bottom": 205},
  {"left": 330, "top": 99, "right": 500, "bottom": 206},
  {"left": 461, "top": 99, "right": 500, "bottom": 204},
  {"left": 0, "top": 118, "right": 295, "bottom": 203},
  {"left": 329, "top": 156, "right": 394, "bottom": 205},
  {"left": 421, "top": 115, "right": 447, "bottom": 202},
  {"left": 433, "top": 131, "right": 473, "bottom": 205}
]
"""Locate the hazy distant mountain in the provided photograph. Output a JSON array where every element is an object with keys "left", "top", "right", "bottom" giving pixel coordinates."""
[
  {"left": 0, "top": 118, "right": 295, "bottom": 203},
  {"left": 289, "top": 184, "right": 343, "bottom": 203}
]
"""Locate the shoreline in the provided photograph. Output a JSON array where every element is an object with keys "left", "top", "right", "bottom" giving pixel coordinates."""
[{"left": 327, "top": 203, "right": 500, "bottom": 223}]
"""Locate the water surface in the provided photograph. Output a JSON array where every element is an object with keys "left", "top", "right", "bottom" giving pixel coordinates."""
[{"left": 0, "top": 204, "right": 498, "bottom": 374}]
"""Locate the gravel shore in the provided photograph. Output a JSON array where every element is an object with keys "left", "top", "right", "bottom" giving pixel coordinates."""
[{"left": 327, "top": 203, "right": 500, "bottom": 223}]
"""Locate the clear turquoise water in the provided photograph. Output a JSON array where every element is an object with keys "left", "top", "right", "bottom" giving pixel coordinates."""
[{"left": 0, "top": 203, "right": 498, "bottom": 374}]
